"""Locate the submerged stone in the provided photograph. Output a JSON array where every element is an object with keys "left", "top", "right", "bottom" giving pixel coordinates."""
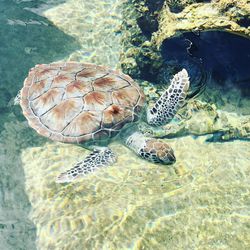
[{"left": 120, "top": 0, "right": 250, "bottom": 85}]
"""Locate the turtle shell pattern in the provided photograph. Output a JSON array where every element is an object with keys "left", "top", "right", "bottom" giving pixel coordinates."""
[{"left": 20, "top": 62, "right": 145, "bottom": 143}]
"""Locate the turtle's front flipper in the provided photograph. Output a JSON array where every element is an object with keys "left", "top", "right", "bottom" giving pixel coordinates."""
[
  {"left": 56, "top": 147, "right": 116, "bottom": 183},
  {"left": 126, "top": 132, "right": 176, "bottom": 164},
  {"left": 147, "top": 69, "right": 190, "bottom": 126}
]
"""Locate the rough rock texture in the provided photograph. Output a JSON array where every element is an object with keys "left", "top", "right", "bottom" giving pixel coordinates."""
[
  {"left": 120, "top": 0, "right": 165, "bottom": 80},
  {"left": 120, "top": 0, "right": 250, "bottom": 81},
  {"left": 139, "top": 99, "right": 250, "bottom": 141},
  {"left": 22, "top": 137, "right": 250, "bottom": 249},
  {"left": 155, "top": 0, "right": 250, "bottom": 45},
  {"left": 164, "top": 100, "right": 250, "bottom": 141}
]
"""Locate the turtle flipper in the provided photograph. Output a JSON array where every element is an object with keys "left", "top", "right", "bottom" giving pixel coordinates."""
[
  {"left": 14, "top": 90, "right": 21, "bottom": 105},
  {"left": 56, "top": 147, "right": 116, "bottom": 183},
  {"left": 147, "top": 69, "right": 190, "bottom": 126},
  {"left": 126, "top": 132, "right": 176, "bottom": 164}
]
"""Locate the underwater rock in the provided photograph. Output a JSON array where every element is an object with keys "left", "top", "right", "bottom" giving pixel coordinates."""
[
  {"left": 120, "top": 0, "right": 164, "bottom": 79},
  {"left": 155, "top": 0, "right": 250, "bottom": 46},
  {"left": 162, "top": 100, "right": 250, "bottom": 141},
  {"left": 120, "top": 0, "right": 250, "bottom": 82},
  {"left": 21, "top": 136, "right": 250, "bottom": 249}
]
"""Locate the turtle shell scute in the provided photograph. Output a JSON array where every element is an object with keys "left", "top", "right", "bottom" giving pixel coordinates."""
[{"left": 20, "top": 62, "right": 145, "bottom": 143}]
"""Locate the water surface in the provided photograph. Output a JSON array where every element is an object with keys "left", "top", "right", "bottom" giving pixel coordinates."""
[
  {"left": 0, "top": 0, "right": 79, "bottom": 248},
  {"left": 0, "top": 1, "right": 249, "bottom": 250}
]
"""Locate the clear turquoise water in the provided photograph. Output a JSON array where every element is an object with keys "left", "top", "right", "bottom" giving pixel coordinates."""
[
  {"left": 0, "top": 1, "right": 79, "bottom": 249},
  {"left": 0, "top": 1, "right": 249, "bottom": 250}
]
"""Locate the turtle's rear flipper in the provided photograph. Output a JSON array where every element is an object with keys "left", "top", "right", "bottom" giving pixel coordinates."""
[
  {"left": 56, "top": 147, "right": 116, "bottom": 183},
  {"left": 14, "top": 90, "right": 21, "bottom": 105}
]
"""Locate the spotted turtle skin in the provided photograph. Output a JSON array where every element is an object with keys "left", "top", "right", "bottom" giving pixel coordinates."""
[
  {"left": 20, "top": 62, "right": 145, "bottom": 144},
  {"left": 147, "top": 69, "right": 189, "bottom": 126}
]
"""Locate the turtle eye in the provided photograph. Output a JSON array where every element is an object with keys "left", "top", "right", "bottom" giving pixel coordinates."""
[{"left": 126, "top": 138, "right": 133, "bottom": 146}]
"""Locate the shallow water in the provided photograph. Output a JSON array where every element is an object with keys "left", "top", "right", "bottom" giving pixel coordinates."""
[
  {"left": 0, "top": 1, "right": 249, "bottom": 250},
  {"left": 0, "top": 1, "right": 79, "bottom": 249}
]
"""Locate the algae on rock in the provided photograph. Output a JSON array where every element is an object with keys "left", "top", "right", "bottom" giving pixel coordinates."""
[
  {"left": 138, "top": 99, "right": 250, "bottom": 141},
  {"left": 163, "top": 100, "right": 250, "bottom": 141},
  {"left": 120, "top": 0, "right": 250, "bottom": 81},
  {"left": 154, "top": 0, "right": 250, "bottom": 46},
  {"left": 120, "top": 0, "right": 165, "bottom": 79}
]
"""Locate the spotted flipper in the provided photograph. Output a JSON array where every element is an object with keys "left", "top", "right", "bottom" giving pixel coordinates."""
[
  {"left": 56, "top": 147, "right": 116, "bottom": 183},
  {"left": 126, "top": 132, "right": 176, "bottom": 164},
  {"left": 147, "top": 69, "right": 190, "bottom": 126}
]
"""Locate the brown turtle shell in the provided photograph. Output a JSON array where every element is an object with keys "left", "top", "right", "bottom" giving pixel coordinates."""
[{"left": 20, "top": 62, "right": 145, "bottom": 143}]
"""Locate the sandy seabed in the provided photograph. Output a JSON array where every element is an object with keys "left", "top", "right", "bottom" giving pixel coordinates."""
[{"left": 22, "top": 135, "right": 250, "bottom": 249}]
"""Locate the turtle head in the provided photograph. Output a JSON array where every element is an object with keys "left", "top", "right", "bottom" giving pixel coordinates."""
[{"left": 125, "top": 132, "right": 176, "bottom": 165}]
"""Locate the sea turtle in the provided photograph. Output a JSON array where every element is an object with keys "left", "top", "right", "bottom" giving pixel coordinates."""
[{"left": 16, "top": 62, "right": 190, "bottom": 183}]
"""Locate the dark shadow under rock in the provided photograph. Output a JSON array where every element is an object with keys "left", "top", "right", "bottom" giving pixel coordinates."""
[{"left": 159, "top": 31, "right": 250, "bottom": 113}]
